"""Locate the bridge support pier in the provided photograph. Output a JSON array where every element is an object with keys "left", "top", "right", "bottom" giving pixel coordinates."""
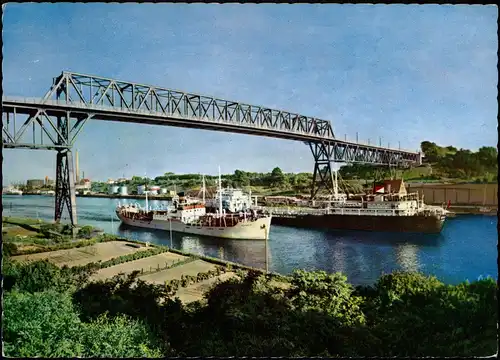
[
  {"left": 55, "top": 149, "right": 77, "bottom": 231},
  {"left": 309, "top": 142, "right": 335, "bottom": 200}
]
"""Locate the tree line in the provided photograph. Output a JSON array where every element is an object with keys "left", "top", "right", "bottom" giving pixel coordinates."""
[
  {"left": 337, "top": 141, "right": 497, "bottom": 182},
  {"left": 420, "top": 141, "right": 497, "bottom": 180},
  {"left": 91, "top": 141, "right": 497, "bottom": 194},
  {"left": 93, "top": 167, "right": 314, "bottom": 194}
]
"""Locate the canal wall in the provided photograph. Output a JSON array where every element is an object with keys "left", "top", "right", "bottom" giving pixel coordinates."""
[{"left": 407, "top": 183, "right": 498, "bottom": 207}]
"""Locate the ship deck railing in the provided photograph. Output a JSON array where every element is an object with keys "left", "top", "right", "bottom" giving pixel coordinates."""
[
  {"left": 255, "top": 206, "right": 328, "bottom": 216},
  {"left": 256, "top": 205, "right": 446, "bottom": 217}
]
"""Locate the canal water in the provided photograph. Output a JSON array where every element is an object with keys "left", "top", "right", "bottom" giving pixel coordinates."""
[{"left": 2, "top": 195, "right": 497, "bottom": 286}]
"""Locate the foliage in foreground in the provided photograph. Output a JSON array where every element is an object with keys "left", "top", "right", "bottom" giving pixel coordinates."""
[
  {"left": 3, "top": 290, "right": 164, "bottom": 358},
  {"left": 2, "top": 256, "right": 497, "bottom": 358}
]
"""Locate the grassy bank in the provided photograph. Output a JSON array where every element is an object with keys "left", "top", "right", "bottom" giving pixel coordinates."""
[{"left": 2, "top": 217, "right": 497, "bottom": 357}]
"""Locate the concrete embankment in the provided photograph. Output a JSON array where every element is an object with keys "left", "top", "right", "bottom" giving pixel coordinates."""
[
  {"left": 407, "top": 183, "right": 498, "bottom": 207},
  {"left": 448, "top": 205, "right": 497, "bottom": 216}
]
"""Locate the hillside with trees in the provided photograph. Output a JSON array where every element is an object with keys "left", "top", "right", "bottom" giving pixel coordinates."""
[
  {"left": 333, "top": 141, "right": 497, "bottom": 183},
  {"left": 91, "top": 141, "right": 497, "bottom": 196},
  {"left": 92, "top": 167, "right": 315, "bottom": 196},
  {"left": 420, "top": 141, "right": 497, "bottom": 181}
]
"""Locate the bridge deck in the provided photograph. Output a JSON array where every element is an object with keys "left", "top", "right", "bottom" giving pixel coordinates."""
[
  {"left": 2, "top": 97, "right": 420, "bottom": 163},
  {"left": 2, "top": 70, "right": 421, "bottom": 165},
  {"left": 2, "top": 97, "right": 335, "bottom": 143}
]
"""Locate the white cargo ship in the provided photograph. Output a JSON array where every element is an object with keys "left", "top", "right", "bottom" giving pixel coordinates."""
[{"left": 115, "top": 168, "right": 272, "bottom": 240}]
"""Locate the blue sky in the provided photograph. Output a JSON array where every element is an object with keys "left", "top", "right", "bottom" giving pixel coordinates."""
[{"left": 2, "top": 4, "right": 497, "bottom": 183}]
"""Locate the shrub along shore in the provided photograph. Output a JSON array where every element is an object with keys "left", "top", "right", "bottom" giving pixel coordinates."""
[{"left": 2, "top": 216, "right": 497, "bottom": 357}]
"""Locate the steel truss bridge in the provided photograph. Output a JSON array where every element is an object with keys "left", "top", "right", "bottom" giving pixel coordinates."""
[{"left": 2, "top": 71, "right": 422, "bottom": 227}]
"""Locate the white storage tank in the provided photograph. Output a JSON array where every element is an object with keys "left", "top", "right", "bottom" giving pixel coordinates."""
[
  {"left": 161, "top": 188, "right": 168, "bottom": 194},
  {"left": 137, "top": 185, "right": 146, "bottom": 195},
  {"left": 109, "top": 185, "right": 120, "bottom": 195},
  {"left": 119, "top": 186, "right": 128, "bottom": 196}
]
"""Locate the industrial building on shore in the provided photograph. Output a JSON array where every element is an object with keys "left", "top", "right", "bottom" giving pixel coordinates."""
[
  {"left": 26, "top": 176, "right": 55, "bottom": 190},
  {"left": 74, "top": 150, "right": 92, "bottom": 194},
  {"left": 109, "top": 185, "right": 128, "bottom": 196}
]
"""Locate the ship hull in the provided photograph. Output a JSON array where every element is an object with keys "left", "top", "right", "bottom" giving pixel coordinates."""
[
  {"left": 271, "top": 213, "right": 446, "bottom": 233},
  {"left": 116, "top": 211, "right": 271, "bottom": 240}
]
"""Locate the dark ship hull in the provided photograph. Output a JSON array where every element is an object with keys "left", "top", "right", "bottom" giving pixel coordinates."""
[{"left": 271, "top": 213, "right": 446, "bottom": 233}]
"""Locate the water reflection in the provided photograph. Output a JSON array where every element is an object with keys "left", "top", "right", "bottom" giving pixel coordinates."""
[
  {"left": 395, "top": 244, "right": 420, "bottom": 272},
  {"left": 331, "top": 241, "right": 346, "bottom": 275},
  {"left": 297, "top": 229, "right": 444, "bottom": 285}
]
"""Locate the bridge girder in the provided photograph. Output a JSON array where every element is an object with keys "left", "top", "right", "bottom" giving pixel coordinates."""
[
  {"left": 308, "top": 141, "right": 418, "bottom": 199},
  {"left": 41, "top": 71, "right": 335, "bottom": 140},
  {"left": 2, "top": 70, "right": 423, "bottom": 224}
]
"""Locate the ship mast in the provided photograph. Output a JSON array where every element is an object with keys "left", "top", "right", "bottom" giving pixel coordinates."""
[
  {"left": 202, "top": 174, "right": 206, "bottom": 204},
  {"left": 218, "top": 166, "right": 223, "bottom": 217},
  {"left": 333, "top": 167, "right": 339, "bottom": 197},
  {"left": 145, "top": 190, "right": 149, "bottom": 212}
]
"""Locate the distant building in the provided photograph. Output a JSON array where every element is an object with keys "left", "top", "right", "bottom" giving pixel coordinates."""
[
  {"left": 44, "top": 176, "right": 55, "bottom": 187},
  {"left": 107, "top": 179, "right": 115, "bottom": 185},
  {"left": 27, "top": 179, "right": 45, "bottom": 189},
  {"left": 116, "top": 177, "right": 128, "bottom": 183},
  {"left": 149, "top": 186, "right": 160, "bottom": 195},
  {"left": 76, "top": 178, "right": 92, "bottom": 191},
  {"left": 137, "top": 185, "right": 146, "bottom": 195}
]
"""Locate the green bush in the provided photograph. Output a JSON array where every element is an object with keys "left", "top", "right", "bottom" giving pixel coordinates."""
[
  {"left": 3, "top": 290, "right": 164, "bottom": 357},
  {"left": 3, "top": 242, "right": 18, "bottom": 256},
  {"left": 371, "top": 271, "right": 444, "bottom": 309},
  {"left": 354, "top": 272, "right": 497, "bottom": 357},
  {"left": 78, "top": 225, "right": 93, "bottom": 238},
  {"left": 3, "top": 259, "right": 87, "bottom": 293}
]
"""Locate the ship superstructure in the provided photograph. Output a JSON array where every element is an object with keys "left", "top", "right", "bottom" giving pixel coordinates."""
[{"left": 206, "top": 187, "right": 255, "bottom": 213}]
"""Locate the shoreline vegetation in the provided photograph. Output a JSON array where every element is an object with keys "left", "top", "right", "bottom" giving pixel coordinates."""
[
  {"left": 8, "top": 141, "right": 498, "bottom": 198},
  {"left": 2, "top": 216, "right": 497, "bottom": 357}
]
